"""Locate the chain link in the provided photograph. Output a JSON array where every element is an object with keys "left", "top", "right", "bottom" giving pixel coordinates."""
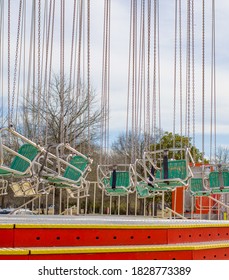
[
  {"left": 179, "top": 0, "right": 183, "bottom": 152},
  {"left": 8, "top": 0, "right": 11, "bottom": 127},
  {"left": 202, "top": 0, "right": 205, "bottom": 161},
  {"left": 152, "top": 0, "right": 157, "bottom": 154},
  {"left": 11, "top": 0, "right": 22, "bottom": 126},
  {"left": 87, "top": 0, "right": 91, "bottom": 154},
  {"left": 146, "top": 0, "right": 151, "bottom": 150},
  {"left": 37, "top": 0, "right": 41, "bottom": 143},
  {"left": 173, "top": 0, "right": 177, "bottom": 155},
  {"left": 191, "top": 0, "right": 196, "bottom": 159},
  {"left": 186, "top": 0, "right": 191, "bottom": 141}
]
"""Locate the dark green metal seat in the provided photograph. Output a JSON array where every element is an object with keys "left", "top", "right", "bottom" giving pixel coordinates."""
[
  {"left": 190, "top": 178, "right": 211, "bottom": 196},
  {"left": 154, "top": 159, "right": 189, "bottom": 188},
  {"left": 103, "top": 171, "right": 131, "bottom": 196},
  {"left": 46, "top": 155, "right": 90, "bottom": 188},
  {"left": 136, "top": 182, "right": 151, "bottom": 198},
  {"left": 209, "top": 171, "right": 229, "bottom": 193},
  {"left": 156, "top": 159, "right": 187, "bottom": 179},
  {"left": 0, "top": 143, "right": 39, "bottom": 176},
  {"left": 136, "top": 181, "right": 170, "bottom": 198}
]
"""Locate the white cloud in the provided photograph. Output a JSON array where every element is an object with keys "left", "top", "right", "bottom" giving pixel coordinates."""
[{"left": 1, "top": 0, "right": 229, "bottom": 156}]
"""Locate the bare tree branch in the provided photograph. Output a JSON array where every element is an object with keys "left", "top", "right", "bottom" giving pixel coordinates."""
[{"left": 21, "top": 74, "right": 103, "bottom": 148}]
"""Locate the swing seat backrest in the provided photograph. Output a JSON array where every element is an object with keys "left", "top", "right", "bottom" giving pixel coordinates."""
[
  {"left": 110, "top": 171, "right": 130, "bottom": 188},
  {"left": 209, "top": 171, "right": 219, "bottom": 188},
  {"left": 10, "top": 143, "right": 39, "bottom": 173},
  {"left": 223, "top": 172, "right": 229, "bottom": 186},
  {"left": 190, "top": 178, "right": 204, "bottom": 193},
  {"left": 63, "top": 155, "right": 89, "bottom": 181},
  {"left": 156, "top": 159, "right": 187, "bottom": 180},
  {"left": 209, "top": 171, "right": 229, "bottom": 189}
]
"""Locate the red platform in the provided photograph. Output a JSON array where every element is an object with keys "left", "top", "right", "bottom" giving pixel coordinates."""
[{"left": 0, "top": 215, "right": 229, "bottom": 260}]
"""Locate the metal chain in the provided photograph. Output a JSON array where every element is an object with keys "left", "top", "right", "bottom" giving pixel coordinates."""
[
  {"left": 173, "top": 0, "right": 178, "bottom": 154},
  {"left": 131, "top": 0, "right": 137, "bottom": 163},
  {"left": 11, "top": 0, "right": 22, "bottom": 126},
  {"left": 0, "top": 0, "right": 4, "bottom": 127},
  {"left": 138, "top": 0, "right": 145, "bottom": 158},
  {"left": 186, "top": 0, "right": 191, "bottom": 142},
  {"left": 73, "top": 0, "right": 81, "bottom": 144},
  {"left": 63, "top": 0, "right": 65, "bottom": 141},
  {"left": 125, "top": 0, "right": 132, "bottom": 163},
  {"left": 66, "top": 0, "right": 76, "bottom": 144},
  {"left": 69, "top": 0, "right": 76, "bottom": 98},
  {"left": 76, "top": 0, "right": 83, "bottom": 111},
  {"left": 32, "top": 0, "right": 36, "bottom": 141},
  {"left": 46, "top": 0, "right": 55, "bottom": 145},
  {"left": 152, "top": 0, "right": 157, "bottom": 154},
  {"left": 213, "top": 0, "right": 216, "bottom": 163},
  {"left": 15, "top": 2, "right": 25, "bottom": 128},
  {"left": 101, "top": 0, "right": 111, "bottom": 164},
  {"left": 202, "top": 0, "right": 205, "bottom": 161},
  {"left": 43, "top": 0, "right": 52, "bottom": 145},
  {"left": 8, "top": 0, "right": 11, "bottom": 127},
  {"left": 191, "top": 0, "right": 196, "bottom": 159},
  {"left": 210, "top": 0, "right": 216, "bottom": 163},
  {"left": 107, "top": 0, "right": 111, "bottom": 164},
  {"left": 100, "top": 0, "right": 105, "bottom": 163},
  {"left": 146, "top": 0, "right": 151, "bottom": 150},
  {"left": 37, "top": 0, "right": 41, "bottom": 142},
  {"left": 157, "top": 0, "right": 162, "bottom": 152},
  {"left": 87, "top": 0, "right": 91, "bottom": 154},
  {"left": 179, "top": 0, "right": 183, "bottom": 152},
  {"left": 60, "top": 0, "right": 65, "bottom": 144}
]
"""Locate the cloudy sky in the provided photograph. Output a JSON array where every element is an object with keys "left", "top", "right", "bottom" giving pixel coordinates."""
[
  {"left": 1, "top": 0, "right": 229, "bottom": 157},
  {"left": 90, "top": 0, "right": 229, "bottom": 157}
]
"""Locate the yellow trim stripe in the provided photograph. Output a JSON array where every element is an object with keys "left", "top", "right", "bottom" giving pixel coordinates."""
[
  {"left": 0, "top": 248, "right": 29, "bottom": 255},
  {"left": 15, "top": 224, "right": 171, "bottom": 229},
  {"left": 29, "top": 242, "right": 229, "bottom": 255},
  {"left": 13, "top": 223, "right": 229, "bottom": 229},
  {"left": 1, "top": 242, "right": 229, "bottom": 256},
  {"left": 0, "top": 224, "right": 14, "bottom": 229}
]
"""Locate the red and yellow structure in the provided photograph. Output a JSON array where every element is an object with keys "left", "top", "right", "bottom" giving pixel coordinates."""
[{"left": 0, "top": 216, "right": 229, "bottom": 260}]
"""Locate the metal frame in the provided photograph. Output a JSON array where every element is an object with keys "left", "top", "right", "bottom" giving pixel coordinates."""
[
  {"left": 40, "top": 143, "right": 93, "bottom": 189},
  {"left": 0, "top": 127, "right": 45, "bottom": 176},
  {"left": 97, "top": 163, "right": 136, "bottom": 196},
  {"left": 143, "top": 147, "right": 195, "bottom": 188}
]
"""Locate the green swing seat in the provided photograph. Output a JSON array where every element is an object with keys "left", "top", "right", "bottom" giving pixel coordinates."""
[
  {"left": 190, "top": 177, "right": 211, "bottom": 196},
  {"left": 209, "top": 171, "right": 229, "bottom": 193},
  {"left": 154, "top": 159, "right": 189, "bottom": 188},
  {"left": 0, "top": 143, "right": 39, "bottom": 177},
  {"left": 136, "top": 181, "right": 170, "bottom": 198},
  {"left": 135, "top": 160, "right": 189, "bottom": 198},
  {"left": 46, "top": 155, "right": 90, "bottom": 188},
  {"left": 103, "top": 171, "right": 131, "bottom": 195}
]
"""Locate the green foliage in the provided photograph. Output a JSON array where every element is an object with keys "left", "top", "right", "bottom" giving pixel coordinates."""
[
  {"left": 152, "top": 131, "right": 203, "bottom": 162},
  {"left": 111, "top": 130, "right": 203, "bottom": 163}
]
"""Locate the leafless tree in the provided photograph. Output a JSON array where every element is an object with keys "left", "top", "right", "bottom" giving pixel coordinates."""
[
  {"left": 22, "top": 74, "right": 103, "bottom": 147},
  {"left": 111, "top": 130, "right": 163, "bottom": 163},
  {"left": 215, "top": 145, "right": 229, "bottom": 165}
]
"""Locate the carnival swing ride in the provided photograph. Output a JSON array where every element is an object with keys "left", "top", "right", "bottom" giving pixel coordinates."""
[{"left": 0, "top": 0, "right": 229, "bottom": 260}]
